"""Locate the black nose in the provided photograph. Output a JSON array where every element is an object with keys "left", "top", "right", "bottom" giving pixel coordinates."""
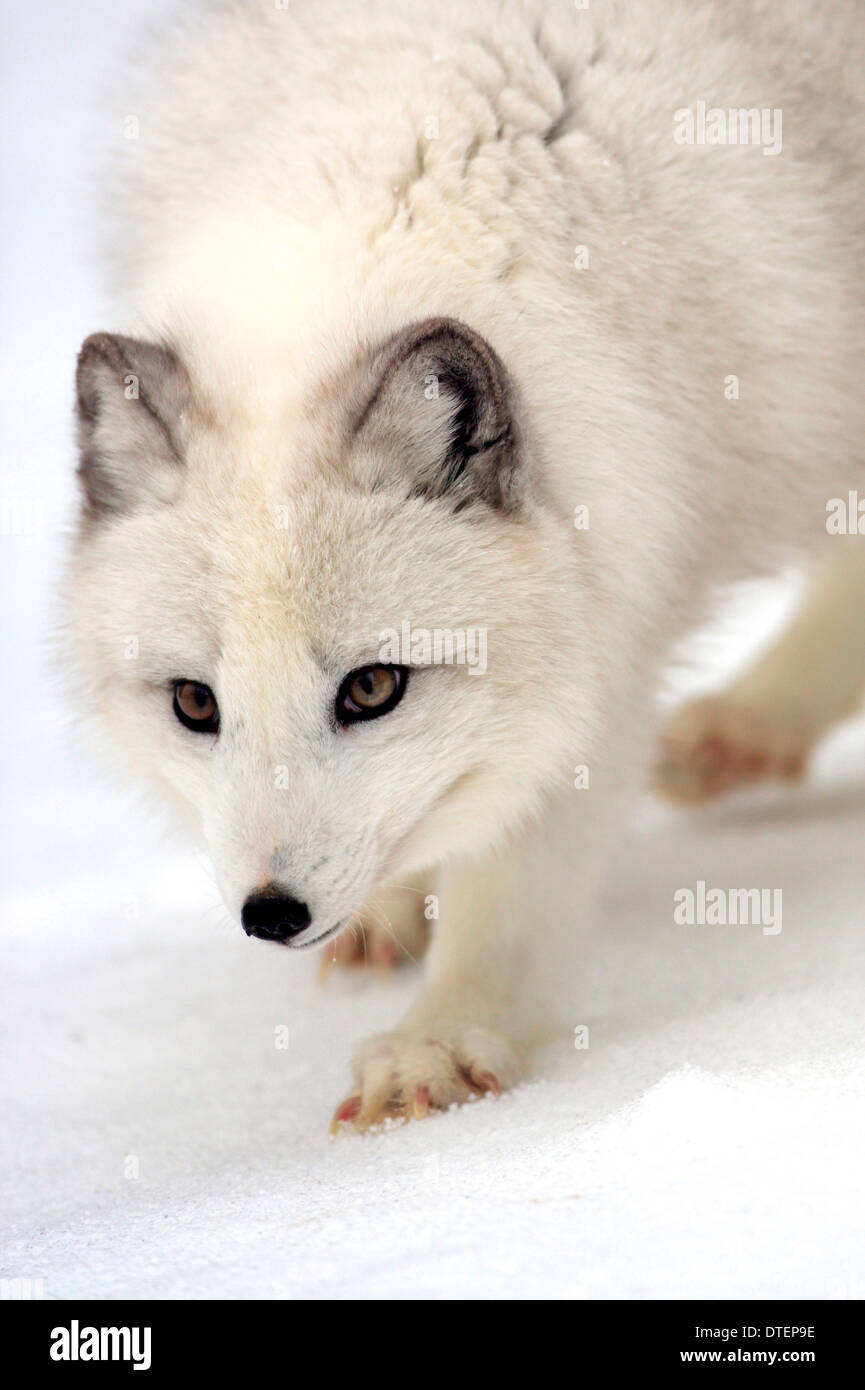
[{"left": 241, "top": 888, "right": 311, "bottom": 942}]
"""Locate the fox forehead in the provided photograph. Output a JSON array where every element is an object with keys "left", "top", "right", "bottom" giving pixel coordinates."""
[{"left": 83, "top": 466, "right": 462, "bottom": 679}]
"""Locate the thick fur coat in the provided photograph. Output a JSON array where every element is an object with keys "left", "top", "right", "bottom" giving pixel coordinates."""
[{"left": 64, "top": 0, "right": 865, "bottom": 1123}]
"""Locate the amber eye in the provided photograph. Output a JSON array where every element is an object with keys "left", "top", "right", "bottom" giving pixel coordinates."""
[
  {"left": 336, "top": 665, "right": 408, "bottom": 725},
  {"left": 172, "top": 680, "right": 219, "bottom": 733}
]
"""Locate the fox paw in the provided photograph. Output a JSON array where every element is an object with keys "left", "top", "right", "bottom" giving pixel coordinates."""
[
  {"left": 330, "top": 1026, "right": 522, "bottom": 1132},
  {"left": 653, "top": 692, "right": 812, "bottom": 804}
]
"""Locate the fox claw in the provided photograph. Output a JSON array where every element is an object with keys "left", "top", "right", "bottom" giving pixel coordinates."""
[
  {"left": 411, "top": 1085, "right": 431, "bottom": 1120},
  {"left": 467, "top": 1069, "right": 501, "bottom": 1097},
  {"left": 329, "top": 1095, "right": 362, "bottom": 1135}
]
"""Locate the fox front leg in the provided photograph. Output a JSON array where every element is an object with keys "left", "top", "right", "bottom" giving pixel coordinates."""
[{"left": 330, "top": 792, "right": 600, "bottom": 1130}]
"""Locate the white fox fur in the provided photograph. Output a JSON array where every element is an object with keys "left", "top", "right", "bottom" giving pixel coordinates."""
[{"left": 64, "top": 0, "right": 865, "bottom": 1122}]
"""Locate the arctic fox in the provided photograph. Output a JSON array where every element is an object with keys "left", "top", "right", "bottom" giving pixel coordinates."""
[{"left": 64, "top": 0, "right": 865, "bottom": 1128}]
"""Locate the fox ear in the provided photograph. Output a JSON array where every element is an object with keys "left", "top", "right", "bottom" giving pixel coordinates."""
[
  {"left": 353, "top": 318, "right": 525, "bottom": 513},
  {"left": 75, "top": 333, "right": 191, "bottom": 521}
]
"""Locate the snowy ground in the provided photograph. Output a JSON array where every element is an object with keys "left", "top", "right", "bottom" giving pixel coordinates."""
[{"left": 2, "top": 0, "right": 864, "bottom": 1301}]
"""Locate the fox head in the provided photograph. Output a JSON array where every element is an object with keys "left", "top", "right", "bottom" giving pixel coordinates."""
[{"left": 64, "top": 318, "right": 588, "bottom": 948}]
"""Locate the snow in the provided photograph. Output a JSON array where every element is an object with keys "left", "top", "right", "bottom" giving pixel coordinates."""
[{"left": 2, "top": 0, "right": 864, "bottom": 1301}]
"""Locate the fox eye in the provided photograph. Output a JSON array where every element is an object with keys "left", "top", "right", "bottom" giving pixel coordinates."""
[
  {"left": 172, "top": 680, "right": 219, "bottom": 733},
  {"left": 336, "top": 665, "right": 408, "bottom": 725}
]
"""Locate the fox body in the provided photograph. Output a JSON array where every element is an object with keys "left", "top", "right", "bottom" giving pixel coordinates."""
[{"left": 64, "top": 0, "right": 865, "bottom": 1123}]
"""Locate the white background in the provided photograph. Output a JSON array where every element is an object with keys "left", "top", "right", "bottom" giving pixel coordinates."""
[{"left": 1, "top": 0, "right": 864, "bottom": 1299}]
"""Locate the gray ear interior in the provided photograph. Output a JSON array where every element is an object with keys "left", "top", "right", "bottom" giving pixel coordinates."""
[
  {"left": 75, "top": 333, "right": 191, "bottom": 520},
  {"left": 355, "top": 317, "right": 525, "bottom": 512}
]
